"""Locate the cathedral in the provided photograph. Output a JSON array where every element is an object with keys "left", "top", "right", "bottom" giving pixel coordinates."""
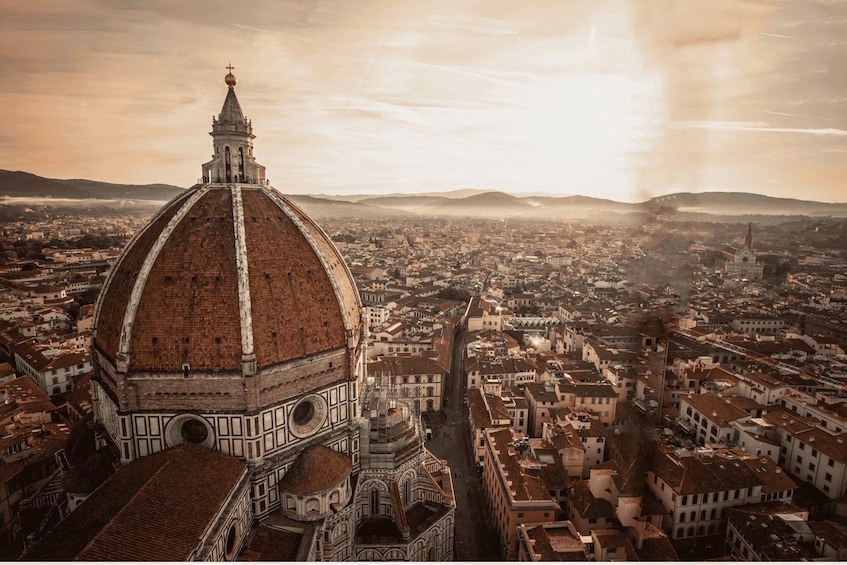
[
  {"left": 723, "top": 223, "right": 764, "bottom": 281},
  {"left": 23, "top": 71, "right": 454, "bottom": 561}
]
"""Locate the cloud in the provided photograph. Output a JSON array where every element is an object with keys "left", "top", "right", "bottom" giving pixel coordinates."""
[
  {"left": 671, "top": 121, "right": 847, "bottom": 137},
  {"left": 1, "top": 0, "right": 846, "bottom": 204}
]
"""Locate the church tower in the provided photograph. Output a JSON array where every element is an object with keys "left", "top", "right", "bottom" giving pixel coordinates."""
[
  {"left": 201, "top": 67, "right": 266, "bottom": 185},
  {"left": 724, "top": 223, "right": 764, "bottom": 281},
  {"left": 24, "top": 70, "right": 454, "bottom": 562}
]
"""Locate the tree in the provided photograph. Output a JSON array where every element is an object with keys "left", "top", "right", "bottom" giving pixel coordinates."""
[
  {"left": 66, "top": 301, "right": 81, "bottom": 323},
  {"left": 435, "top": 287, "right": 471, "bottom": 302},
  {"left": 77, "top": 288, "right": 101, "bottom": 306}
]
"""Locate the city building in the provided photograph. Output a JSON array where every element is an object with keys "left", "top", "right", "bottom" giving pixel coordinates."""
[
  {"left": 725, "top": 501, "right": 814, "bottom": 560},
  {"left": 467, "top": 387, "right": 511, "bottom": 468},
  {"left": 367, "top": 355, "right": 447, "bottom": 413},
  {"left": 646, "top": 445, "right": 797, "bottom": 541},
  {"left": 12, "top": 341, "right": 89, "bottom": 397},
  {"left": 723, "top": 223, "right": 764, "bottom": 281},
  {"left": 678, "top": 392, "right": 749, "bottom": 447},
  {"left": 22, "top": 71, "right": 453, "bottom": 561},
  {"left": 0, "top": 376, "right": 65, "bottom": 551},
  {"left": 481, "top": 427, "right": 560, "bottom": 559},
  {"left": 465, "top": 296, "right": 504, "bottom": 332}
]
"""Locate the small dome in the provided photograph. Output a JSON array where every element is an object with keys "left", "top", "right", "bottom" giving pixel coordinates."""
[
  {"left": 279, "top": 444, "right": 352, "bottom": 495},
  {"left": 225, "top": 72, "right": 236, "bottom": 88}
]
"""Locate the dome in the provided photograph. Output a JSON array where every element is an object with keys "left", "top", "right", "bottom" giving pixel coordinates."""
[
  {"left": 92, "top": 183, "right": 362, "bottom": 376},
  {"left": 278, "top": 444, "right": 352, "bottom": 495},
  {"left": 278, "top": 444, "right": 353, "bottom": 522}
]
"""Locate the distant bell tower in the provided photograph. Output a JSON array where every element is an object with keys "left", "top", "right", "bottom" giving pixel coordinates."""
[
  {"left": 201, "top": 66, "right": 267, "bottom": 184},
  {"left": 724, "top": 222, "right": 763, "bottom": 280}
]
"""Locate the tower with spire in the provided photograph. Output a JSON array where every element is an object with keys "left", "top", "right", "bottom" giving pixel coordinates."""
[
  {"left": 22, "top": 68, "right": 454, "bottom": 562},
  {"left": 201, "top": 66, "right": 267, "bottom": 184},
  {"left": 724, "top": 223, "right": 764, "bottom": 281}
]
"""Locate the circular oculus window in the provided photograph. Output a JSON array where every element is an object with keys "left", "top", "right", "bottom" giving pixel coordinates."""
[
  {"left": 181, "top": 419, "right": 209, "bottom": 444},
  {"left": 165, "top": 414, "right": 215, "bottom": 449},
  {"left": 293, "top": 401, "right": 315, "bottom": 426},
  {"left": 288, "top": 395, "right": 327, "bottom": 438},
  {"left": 224, "top": 521, "right": 241, "bottom": 560}
]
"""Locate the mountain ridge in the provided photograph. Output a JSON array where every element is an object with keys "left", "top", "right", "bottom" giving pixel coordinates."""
[
  {"left": 2, "top": 169, "right": 846, "bottom": 219},
  {"left": 0, "top": 170, "right": 185, "bottom": 201}
]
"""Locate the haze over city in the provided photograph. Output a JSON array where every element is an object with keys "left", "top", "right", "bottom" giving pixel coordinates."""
[
  {"left": 5, "top": 2, "right": 847, "bottom": 559},
  {"left": 2, "top": 0, "right": 847, "bottom": 203}
]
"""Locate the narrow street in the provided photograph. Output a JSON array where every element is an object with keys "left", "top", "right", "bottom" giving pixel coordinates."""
[{"left": 425, "top": 327, "right": 500, "bottom": 561}]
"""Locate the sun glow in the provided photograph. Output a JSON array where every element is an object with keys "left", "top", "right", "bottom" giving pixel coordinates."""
[
  {"left": 483, "top": 33, "right": 664, "bottom": 199},
  {"left": 3, "top": 1, "right": 845, "bottom": 203}
]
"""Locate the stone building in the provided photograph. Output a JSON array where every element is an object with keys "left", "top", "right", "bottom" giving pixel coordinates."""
[
  {"left": 646, "top": 444, "right": 796, "bottom": 542},
  {"left": 724, "top": 223, "right": 764, "bottom": 281},
  {"left": 481, "top": 427, "right": 560, "bottom": 559},
  {"left": 367, "top": 355, "right": 447, "bottom": 413},
  {"left": 23, "top": 70, "right": 453, "bottom": 561}
]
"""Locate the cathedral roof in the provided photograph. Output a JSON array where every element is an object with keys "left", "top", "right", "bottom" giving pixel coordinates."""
[
  {"left": 23, "top": 444, "right": 247, "bottom": 561},
  {"left": 242, "top": 525, "right": 302, "bottom": 560},
  {"left": 92, "top": 72, "right": 361, "bottom": 376},
  {"left": 278, "top": 444, "right": 352, "bottom": 495},
  {"left": 93, "top": 184, "right": 361, "bottom": 374}
]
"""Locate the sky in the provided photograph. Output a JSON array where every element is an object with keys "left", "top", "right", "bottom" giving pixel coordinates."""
[{"left": 2, "top": 0, "right": 846, "bottom": 203}]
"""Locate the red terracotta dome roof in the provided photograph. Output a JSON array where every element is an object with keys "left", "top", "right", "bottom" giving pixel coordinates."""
[
  {"left": 278, "top": 444, "right": 352, "bottom": 495},
  {"left": 93, "top": 184, "right": 361, "bottom": 374}
]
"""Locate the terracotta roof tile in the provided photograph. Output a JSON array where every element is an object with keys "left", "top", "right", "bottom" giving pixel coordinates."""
[
  {"left": 524, "top": 524, "right": 589, "bottom": 561},
  {"left": 129, "top": 189, "right": 242, "bottom": 372},
  {"left": 243, "top": 189, "right": 352, "bottom": 367},
  {"left": 682, "top": 391, "right": 748, "bottom": 427},
  {"left": 489, "top": 428, "right": 558, "bottom": 505},
  {"left": 468, "top": 387, "right": 493, "bottom": 429},
  {"left": 278, "top": 444, "right": 352, "bottom": 494},
  {"left": 94, "top": 190, "right": 194, "bottom": 363},
  {"left": 793, "top": 427, "right": 847, "bottom": 464},
  {"left": 242, "top": 525, "right": 302, "bottom": 561},
  {"left": 94, "top": 185, "right": 361, "bottom": 375},
  {"left": 634, "top": 522, "right": 679, "bottom": 561},
  {"left": 651, "top": 443, "right": 796, "bottom": 496},
  {"left": 809, "top": 520, "right": 847, "bottom": 550},
  {"left": 23, "top": 444, "right": 247, "bottom": 561},
  {"left": 569, "top": 480, "right": 616, "bottom": 520}
]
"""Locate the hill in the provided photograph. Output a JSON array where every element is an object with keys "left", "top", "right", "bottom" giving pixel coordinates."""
[
  {"left": 3, "top": 170, "right": 847, "bottom": 220},
  {"left": 417, "top": 191, "right": 535, "bottom": 218},
  {"left": 650, "top": 192, "right": 847, "bottom": 217},
  {"left": 0, "top": 170, "right": 184, "bottom": 201},
  {"left": 315, "top": 188, "right": 489, "bottom": 203},
  {"left": 286, "top": 195, "right": 404, "bottom": 219}
]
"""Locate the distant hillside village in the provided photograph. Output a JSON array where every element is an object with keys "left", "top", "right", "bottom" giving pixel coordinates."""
[{"left": 1, "top": 210, "right": 847, "bottom": 560}]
